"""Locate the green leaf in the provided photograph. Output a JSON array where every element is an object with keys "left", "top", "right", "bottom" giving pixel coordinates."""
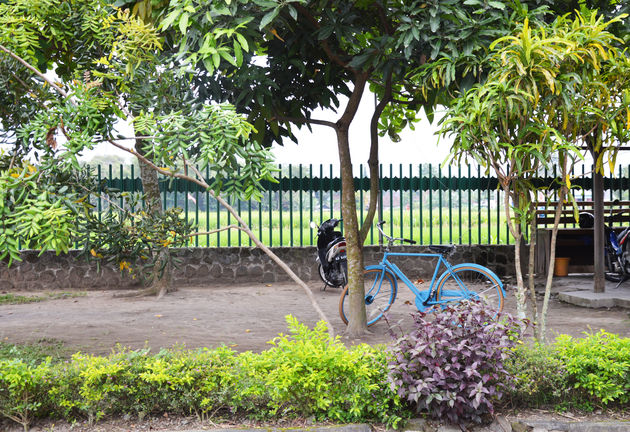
[
  {"left": 487, "top": 1, "right": 506, "bottom": 9},
  {"left": 233, "top": 39, "right": 243, "bottom": 66},
  {"left": 347, "top": 53, "right": 372, "bottom": 69},
  {"left": 318, "top": 25, "right": 335, "bottom": 40},
  {"left": 236, "top": 33, "right": 249, "bottom": 52},
  {"left": 429, "top": 15, "right": 439, "bottom": 33},
  {"left": 178, "top": 12, "right": 189, "bottom": 34},
  {"left": 219, "top": 50, "right": 237, "bottom": 66},
  {"left": 259, "top": 8, "right": 279, "bottom": 30},
  {"left": 161, "top": 9, "right": 180, "bottom": 30},
  {"left": 287, "top": 5, "right": 298, "bottom": 21},
  {"left": 203, "top": 56, "right": 215, "bottom": 74}
]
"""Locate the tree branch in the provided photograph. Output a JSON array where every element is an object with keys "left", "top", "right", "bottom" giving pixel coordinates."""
[
  {"left": 338, "top": 72, "right": 368, "bottom": 128},
  {"left": 374, "top": 2, "right": 393, "bottom": 35},
  {"left": 0, "top": 44, "right": 68, "bottom": 98},
  {"left": 107, "top": 139, "right": 336, "bottom": 338},
  {"left": 272, "top": 114, "right": 336, "bottom": 129},
  {"left": 184, "top": 161, "right": 336, "bottom": 339},
  {"left": 113, "top": 135, "right": 156, "bottom": 141},
  {"left": 360, "top": 71, "right": 392, "bottom": 242},
  {"left": 10, "top": 72, "right": 34, "bottom": 94},
  {"left": 187, "top": 225, "right": 242, "bottom": 238}
]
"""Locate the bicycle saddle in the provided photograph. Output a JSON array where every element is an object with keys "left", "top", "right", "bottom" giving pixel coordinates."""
[{"left": 428, "top": 245, "right": 455, "bottom": 255}]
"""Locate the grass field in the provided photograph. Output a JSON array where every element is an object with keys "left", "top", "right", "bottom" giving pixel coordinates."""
[{"left": 182, "top": 207, "right": 514, "bottom": 247}]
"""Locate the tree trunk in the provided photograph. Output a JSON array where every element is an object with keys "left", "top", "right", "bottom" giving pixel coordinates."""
[
  {"left": 503, "top": 186, "right": 528, "bottom": 320},
  {"left": 512, "top": 232, "right": 528, "bottom": 320},
  {"left": 540, "top": 185, "right": 567, "bottom": 341},
  {"left": 135, "top": 138, "right": 173, "bottom": 298},
  {"left": 337, "top": 124, "right": 367, "bottom": 336},
  {"left": 526, "top": 199, "right": 539, "bottom": 334},
  {"left": 338, "top": 72, "right": 369, "bottom": 337},
  {"left": 593, "top": 155, "right": 606, "bottom": 293}
]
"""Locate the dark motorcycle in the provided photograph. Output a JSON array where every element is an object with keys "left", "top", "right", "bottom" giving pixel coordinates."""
[
  {"left": 310, "top": 218, "right": 348, "bottom": 290},
  {"left": 579, "top": 207, "right": 630, "bottom": 284}
]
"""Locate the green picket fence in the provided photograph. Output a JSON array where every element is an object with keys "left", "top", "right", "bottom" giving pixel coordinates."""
[{"left": 93, "top": 163, "right": 630, "bottom": 247}]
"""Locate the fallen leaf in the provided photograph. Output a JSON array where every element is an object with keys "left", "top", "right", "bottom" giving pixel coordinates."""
[
  {"left": 265, "top": 284, "right": 272, "bottom": 287},
  {"left": 193, "top": 318, "right": 198, "bottom": 321},
  {"left": 155, "top": 314, "right": 162, "bottom": 318},
  {"left": 404, "top": 300, "right": 412, "bottom": 305},
  {"left": 245, "top": 329, "right": 251, "bottom": 333},
  {"left": 416, "top": 279, "right": 424, "bottom": 284},
  {"left": 230, "top": 344, "right": 238, "bottom": 347}
]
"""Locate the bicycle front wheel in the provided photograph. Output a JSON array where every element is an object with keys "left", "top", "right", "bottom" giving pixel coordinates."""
[
  {"left": 339, "top": 268, "right": 397, "bottom": 326},
  {"left": 435, "top": 265, "right": 504, "bottom": 315}
]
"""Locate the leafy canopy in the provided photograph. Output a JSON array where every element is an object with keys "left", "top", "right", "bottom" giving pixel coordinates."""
[{"left": 0, "top": 0, "right": 276, "bottom": 266}]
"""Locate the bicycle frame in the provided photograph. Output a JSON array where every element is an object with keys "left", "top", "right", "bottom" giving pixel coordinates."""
[
  {"left": 340, "top": 221, "right": 506, "bottom": 325},
  {"left": 374, "top": 251, "right": 480, "bottom": 311}
]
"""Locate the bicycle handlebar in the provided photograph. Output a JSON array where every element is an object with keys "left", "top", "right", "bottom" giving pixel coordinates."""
[{"left": 376, "top": 221, "right": 417, "bottom": 245}]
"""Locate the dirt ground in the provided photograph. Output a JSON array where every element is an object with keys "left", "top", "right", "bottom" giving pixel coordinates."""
[{"left": 2, "top": 278, "right": 630, "bottom": 355}]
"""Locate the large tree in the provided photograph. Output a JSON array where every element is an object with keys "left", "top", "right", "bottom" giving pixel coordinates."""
[{"left": 165, "top": 0, "right": 543, "bottom": 335}]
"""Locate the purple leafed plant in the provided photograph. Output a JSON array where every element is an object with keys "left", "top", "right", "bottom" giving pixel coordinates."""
[{"left": 387, "top": 301, "right": 523, "bottom": 426}]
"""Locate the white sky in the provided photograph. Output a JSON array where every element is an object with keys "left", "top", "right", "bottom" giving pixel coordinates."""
[
  {"left": 68, "top": 90, "right": 451, "bottom": 169},
  {"left": 270, "top": 92, "right": 452, "bottom": 168}
]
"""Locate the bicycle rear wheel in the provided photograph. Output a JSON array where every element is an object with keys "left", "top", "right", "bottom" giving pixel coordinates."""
[
  {"left": 339, "top": 268, "right": 397, "bottom": 326},
  {"left": 435, "top": 265, "right": 503, "bottom": 315}
]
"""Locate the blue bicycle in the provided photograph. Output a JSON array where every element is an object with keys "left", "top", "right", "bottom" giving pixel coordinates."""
[{"left": 339, "top": 221, "right": 505, "bottom": 326}]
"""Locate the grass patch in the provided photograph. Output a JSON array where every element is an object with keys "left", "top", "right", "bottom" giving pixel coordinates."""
[
  {"left": 0, "top": 339, "right": 71, "bottom": 364},
  {"left": 0, "top": 294, "right": 41, "bottom": 305},
  {"left": 0, "top": 291, "right": 86, "bottom": 305}
]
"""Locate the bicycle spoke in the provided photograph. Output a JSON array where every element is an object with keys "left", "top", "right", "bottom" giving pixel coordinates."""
[
  {"left": 436, "top": 266, "right": 503, "bottom": 316},
  {"left": 339, "top": 268, "right": 397, "bottom": 326}
]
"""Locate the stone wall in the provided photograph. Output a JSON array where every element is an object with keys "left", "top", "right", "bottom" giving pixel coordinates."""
[{"left": 1, "top": 245, "right": 515, "bottom": 291}]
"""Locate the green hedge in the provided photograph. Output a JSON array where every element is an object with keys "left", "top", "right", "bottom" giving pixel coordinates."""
[
  {"left": 2, "top": 320, "right": 630, "bottom": 431},
  {"left": 505, "top": 330, "right": 630, "bottom": 410},
  {"left": 0, "top": 316, "right": 406, "bottom": 431}
]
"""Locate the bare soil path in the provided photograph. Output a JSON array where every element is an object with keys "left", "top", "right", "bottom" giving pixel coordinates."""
[{"left": 2, "top": 279, "right": 629, "bottom": 354}]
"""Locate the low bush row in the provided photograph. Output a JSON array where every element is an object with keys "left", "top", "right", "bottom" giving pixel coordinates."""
[
  {"left": 506, "top": 329, "right": 630, "bottom": 410},
  {"left": 0, "top": 316, "right": 404, "bottom": 431},
  {"left": 1, "top": 306, "right": 630, "bottom": 431}
]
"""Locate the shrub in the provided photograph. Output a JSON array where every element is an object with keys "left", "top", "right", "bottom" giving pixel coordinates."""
[
  {"left": 241, "top": 315, "right": 406, "bottom": 426},
  {"left": 47, "top": 346, "right": 240, "bottom": 422},
  {"left": 3, "top": 317, "right": 409, "bottom": 429},
  {"left": 133, "top": 346, "right": 239, "bottom": 418},
  {"left": 0, "top": 359, "right": 51, "bottom": 431},
  {"left": 504, "top": 343, "right": 570, "bottom": 407},
  {"left": 554, "top": 330, "right": 630, "bottom": 406},
  {"left": 47, "top": 352, "right": 133, "bottom": 424},
  {"left": 388, "top": 301, "right": 522, "bottom": 426}
]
